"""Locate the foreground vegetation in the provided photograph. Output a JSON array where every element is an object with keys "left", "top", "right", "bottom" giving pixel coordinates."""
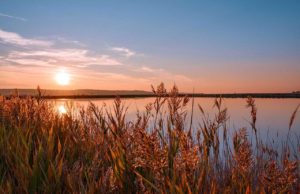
[{"left": 0, "top": 84, "right": 299, "bottom": 193}]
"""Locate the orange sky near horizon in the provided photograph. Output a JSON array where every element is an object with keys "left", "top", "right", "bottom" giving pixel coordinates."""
[{"left": 1, "top": 63, "right": 299, "bottom": 93}]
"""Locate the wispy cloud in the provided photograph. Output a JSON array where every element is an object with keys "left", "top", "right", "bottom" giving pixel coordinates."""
[
  {"left": 55, "top": 37, "right": 86, "bottom": 47},
  {"left": 5, "top": 58, "right": 55, "bottom": 67},
  {"left": 135, "top": 66, "right": 192, "bottom": 83},
  {"left": 0, "top": 28, "right": 122, "bottom": 67},
  {"left": 4, "top": 49, "right": 122, "bottom": 67},
  {"left": 137, "top": 66, "right": 163, "bottom": 73},
  {"left": 0, "top": 28, "right": 53, "bottom": 47},
  {"left": 0, "top": 13, "right": 27, "bottom": 22},
  {"left": 140, "top": 66, "right": 155, "bottom": 72},
  {"left": 111, "top": 47, "right": 136, "bottom": 57}
]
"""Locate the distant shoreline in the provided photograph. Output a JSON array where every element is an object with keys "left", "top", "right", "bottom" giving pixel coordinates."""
[
  {"left": 1, "top": 89, "right": 300, "bottom": 99},
  {"left": 2, "top": 93, "right": 300, "bottom": 99}
]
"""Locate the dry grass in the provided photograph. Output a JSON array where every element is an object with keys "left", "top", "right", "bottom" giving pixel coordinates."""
[{"left": 0, "top": 84, "right": 299, "bottom": 194}]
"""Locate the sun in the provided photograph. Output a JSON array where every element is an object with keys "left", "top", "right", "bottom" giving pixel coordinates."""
[{"left": 55, "top": 70, "right": 70, "bottom": 86}]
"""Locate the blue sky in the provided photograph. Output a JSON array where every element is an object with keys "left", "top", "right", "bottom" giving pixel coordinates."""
[{"left": 0, "top": 0, "right": 299, "bottom": 92}]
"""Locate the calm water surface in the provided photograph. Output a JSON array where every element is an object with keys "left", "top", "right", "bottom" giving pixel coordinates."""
[{"left": 53, "top": 98, "right": 300, "bottom": 143}]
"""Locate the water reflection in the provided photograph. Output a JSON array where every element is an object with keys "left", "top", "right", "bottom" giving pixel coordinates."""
[
  {"left": 52, "top": 97, "right": 300, "bottom": 142},
  {"left": 57, "top": 104, "right": 67, "bottom": 115}
]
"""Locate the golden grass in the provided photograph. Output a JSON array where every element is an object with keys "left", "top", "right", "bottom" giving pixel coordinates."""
[{"left": 0, "top": 84, "right": 299, "bottom": 194}]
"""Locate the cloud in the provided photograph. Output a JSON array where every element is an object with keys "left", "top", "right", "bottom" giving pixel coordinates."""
[
  {"left": 135, "top": 66, "right": 192, "bottom": 82},
  {"left": 55, "top": 37, "right": 86, "bottom": 47},
  {"left": 111, "top": 47, "right": 136, "bottom": 57},
  {"left": 0, "top": 13, "right": 27, "bottom": 22},
  {"left": 4, "top": 49, "right": 122, "bottom": 67},
  {"left": 70, "top": 69, "right": 151, "bottom": 90},
  {"left": 137, "top": 66, "right": 164, "bottom": 73},
  {"left": 5, "top": 58, "right": 55, "bottom": 67},
  {"left": 140, "top": 66, "right": 155, "bottom": 72},
  {"left": 0, "top": 29, "right": 122, "bottom": 67},
  {"left": 0, "top": 28, "right": 53, "bottom": 47}
]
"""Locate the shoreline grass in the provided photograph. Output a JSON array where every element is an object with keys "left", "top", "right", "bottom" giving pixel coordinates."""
[{"left": 0, "top": 83, "right": 299, "bottom": 193}]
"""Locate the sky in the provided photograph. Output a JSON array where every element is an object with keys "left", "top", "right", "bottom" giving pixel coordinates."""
[{"left": 0, "top": 0, "right": 299, "bottom": 93}]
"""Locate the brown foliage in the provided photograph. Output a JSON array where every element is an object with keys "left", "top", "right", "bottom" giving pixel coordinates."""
[{"left": 0, "top": 84, "right": 299, "bottom": 193}]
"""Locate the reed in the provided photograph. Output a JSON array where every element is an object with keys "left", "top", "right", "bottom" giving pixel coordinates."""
[{"left": 0, "top": 84, "right": 299, "bottom": 193}]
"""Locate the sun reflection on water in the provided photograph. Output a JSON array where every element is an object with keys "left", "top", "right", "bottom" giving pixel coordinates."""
[{"left": 57, "top": 104, "right": 67, "bottom": 115}]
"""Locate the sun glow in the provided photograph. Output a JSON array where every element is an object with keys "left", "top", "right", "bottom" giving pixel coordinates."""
[
  {"left": 55, "top": 70, "right": 70, "bottom": 86},
  {"left": 57, "top": 105, "right": 67, "bottom": 114}
]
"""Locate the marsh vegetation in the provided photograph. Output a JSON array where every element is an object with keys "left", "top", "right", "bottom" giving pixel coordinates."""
[{"left": 0, "top": 84, "right": 299, "bottom": 193}]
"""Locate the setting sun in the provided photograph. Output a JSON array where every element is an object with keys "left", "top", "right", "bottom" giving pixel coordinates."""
[{"left": 55, "top": 70, "right": 70, "bottom": 86}]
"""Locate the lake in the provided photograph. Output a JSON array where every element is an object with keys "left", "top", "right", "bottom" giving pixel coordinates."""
[{"left": 53, "top": 97, "right": 300, "bottom": 145}]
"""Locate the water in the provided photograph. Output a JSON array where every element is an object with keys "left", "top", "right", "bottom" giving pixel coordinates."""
[{"left": 53, "top": 97, "right": 300, "bottom": 144}]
